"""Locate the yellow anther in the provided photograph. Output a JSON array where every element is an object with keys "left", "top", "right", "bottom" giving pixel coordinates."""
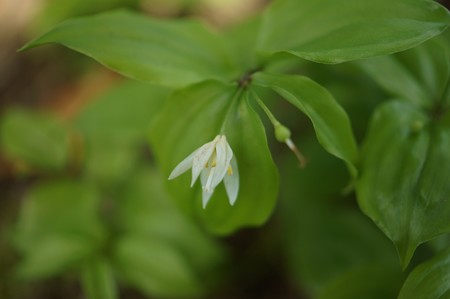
[
  {"left": 227, "top": 165, "right": 233, "bottom": 176},
  {"left": 211, "top": 160, "right": 217, "bottom": 167}
]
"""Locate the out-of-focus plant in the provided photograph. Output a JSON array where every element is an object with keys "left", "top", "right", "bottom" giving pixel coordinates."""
[
  {"left": 1, "top": 0, "right": 450, "bottom": 298},
  {"left": 1, "top": 81, "right": 224, "bottom": 298}
]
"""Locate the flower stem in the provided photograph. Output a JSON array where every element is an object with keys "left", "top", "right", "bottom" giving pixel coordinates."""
[
  {"left": 251, "top": 89, "right": 307, "bottom": 168},
  {"left": 220, "top": 86, "right": 244, "bottom": 134}
]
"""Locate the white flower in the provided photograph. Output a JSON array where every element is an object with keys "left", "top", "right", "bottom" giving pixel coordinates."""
[{"left": 168, "top": 135, "right": 239, "bottom": 208}]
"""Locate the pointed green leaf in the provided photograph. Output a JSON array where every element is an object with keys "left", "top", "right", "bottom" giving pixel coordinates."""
[
  {"left": 36, "top": 0, "right": 138, "bottom": 32},
  {"left": 358, "top": 37, "right": 450, "bottom": 108},
  {"left": 398, "top": 249, "right": 450, "bottom": 299},
  {"left": 356, "top": 101, "right": 450, "bottom": 268},
  {"left": 150, "top": 81, "right": 279, "bottom": 234},
  {"left": 0, "top": 109, "right": 69, "bottom": 171},
  {"left": 253, "top": 72, "right": 358, "bottom": 177},
  {"left": 258, "top": 0, "right": 450, "bottom": 63},
  {"left": 21, "top": 10, "right": 237, "bottom": 87}
]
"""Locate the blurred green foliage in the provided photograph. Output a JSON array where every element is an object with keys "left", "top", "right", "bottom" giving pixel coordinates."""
[{"left": 1, "top": 0, "right": 450, "bottom": 298}]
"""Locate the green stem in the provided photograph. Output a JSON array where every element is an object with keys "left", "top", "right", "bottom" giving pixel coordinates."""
[
  {"left": 220, "top": 86, "right": 244, "bottom": 134},
  {"left": 250, "top": 89, "right": 280, "bottom": 126},
  {"left": 251, "top": 89, "right": 307, "bottom": 168}
]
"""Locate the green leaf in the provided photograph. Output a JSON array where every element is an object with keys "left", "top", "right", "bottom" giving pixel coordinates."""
[
  {"left": 358, "top": 37, "right": 450, "bottom": 108},
  {"left": 253, "top": 72, "right": 358, "bottom": 177},
  {"left": 358, "top": 55, "right": 429, "bottom": 107},
  {"left": 223, "top": 16, "right": 262, "bottom": 73},
  {"left": 74, "top": 80, "right": 170, "bottom": 141},
  {"left": 14, "top": 180, "right": 105, "bottom": 247},
  {"left": 81, "top": 258, "right": 118, "bottom": 299},
  {"left": 16, "top": 236, "right": 97, "bottom": 279},
  {"left": 81, "top": 139, "right": 141, "bottom": 188},
  {"left": 74, "top": 80, "right": 170, "bottom": 186},
  {"left": 0, "top": 109, "right": 69, "bottom": 171},
  {"left": 14, "top": 180, "right": 106, "bottom": 278},
  {"left": 150, "top": 80, "right": 279, "bottom": 234},
  {"left": 36, "top": 0, "right": 138, "bottom": 31},
  {"left": 116, "top": 168, "right": 224, "bottom": 282},
  {"left": 112, "top": 235, "right": 202, "bottom": 298},
  {"left": 356, "top": 101, "right": 450, "bottom": 268},
  {"left": 258, "top": 0, "right": 450, "bottom": 64},
  {"left": 398, "top": 249, "right": 450, "bottom": 299},
  {"left": 280, "top": 139, "right": 399, "bottom": 296},
  {"left": 318, "top": 263, "right": 403, "bottom": 299},
  {"left": 21, "top": 10, "right": 237, "bottom": 87}
]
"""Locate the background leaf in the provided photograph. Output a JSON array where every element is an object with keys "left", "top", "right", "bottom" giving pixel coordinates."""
[
  {"left": 258, "top": 0, "right": 450, "bottom": 63},
  {"left": 81, "top": 258, "right": 118, "bottom": 299},
  {"left": 21, "top": 10, "right": 238, "bottom": 87},
  {"left": 14, "top": 180, "right": 106, "bottom": 278},
  {"left": 356, "top": 101, "right": 450, "bottom": 268},
  {"left": 115, "top": 168, "right": 225, "bottom": 286},
  {"left": 0, "top": 109, "right": 69, "bottom": 171},
  {"left": 358, "top": 37, "right": 450, "bottom": 108},
  {"left": 253, "top": 72, "right": 358, "bottom": 177},
  {"left": 280, "top": 139, "right": 401, "bottom": 298},
  {"left": 113, "top": 235, "right": 203, "bottom": 298},
  {"left": 398, "top": 249, "right": 450, "bottom": 299},
  {"left": 318, "top": 263, "right": 403, "bottom": 299},
  {"left": 74, "top": 80, "right": 170, "bottom": 187}
]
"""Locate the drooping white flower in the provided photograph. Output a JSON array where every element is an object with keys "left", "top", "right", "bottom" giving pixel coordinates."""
[{"left": 168, "top": 135, "right": 239, "bottom": 208}]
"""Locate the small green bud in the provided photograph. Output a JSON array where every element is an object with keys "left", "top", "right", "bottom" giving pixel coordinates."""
[{"left": 275, "top": 123, "right": 291, "bottom": 142}]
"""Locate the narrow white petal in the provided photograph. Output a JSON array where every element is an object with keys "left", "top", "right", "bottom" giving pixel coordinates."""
[
  {"left": 202, "top": 189, "right": 214, "bottom": 208},
  {"left": 168, "top": 150, "right": 196, "bottom": 180},
  {"left": 208, "top": 136, "right": 232, "bottom": 191},
  {"left": 224, "top": 156, "right": 239, "bottom": 205},
  {"left": 204, "top": 166, "right": 216, "bottom": 192},
  {"left": 200, "top": 167, "right": 209, "bottom": 186},
  {"left": 191, "top": 138, "right": 217, "bottom": 186}
]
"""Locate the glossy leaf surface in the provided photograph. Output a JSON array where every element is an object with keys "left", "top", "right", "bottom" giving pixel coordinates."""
[
  {"left": 22, "top": 10, "right": 237, "bottom": 87},
  {"left": 398, "top": 249, "right": 450, "bottom": 299},
  {"left": 253, "top": 72, "right": 358, "bottom": 177},
  {"left": 358, "top": 37, "right": 450, "bottom": 108},
  {"left": 357, "top": 101, "right": 450, "bottom": 268},
  {"left": 258, "top": 0, "right": 450, "bottom": 63}
]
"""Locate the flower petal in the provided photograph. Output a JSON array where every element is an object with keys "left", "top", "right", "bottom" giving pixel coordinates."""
[
  {"left": 201, "top": 170, "right": 214, "bottom": 208},
  {"left": 224, "top": 156, "right": 239, "bottom": 205},
  {"left": 168, "top": 150, "right": 196, "bottom": 180},
  {"left": 202, "top": 188, "right": 214, "bottom": 209},
  {"left": 208, "top": 136, "right": 233, "bottom": 191},
  {"left": 191, "top": 137, "right": 217, "bottom": 186}
]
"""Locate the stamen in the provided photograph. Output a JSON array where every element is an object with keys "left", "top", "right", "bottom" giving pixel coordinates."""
[{"left": 227, "top": 165, "right": 233, "bottom": 176}]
